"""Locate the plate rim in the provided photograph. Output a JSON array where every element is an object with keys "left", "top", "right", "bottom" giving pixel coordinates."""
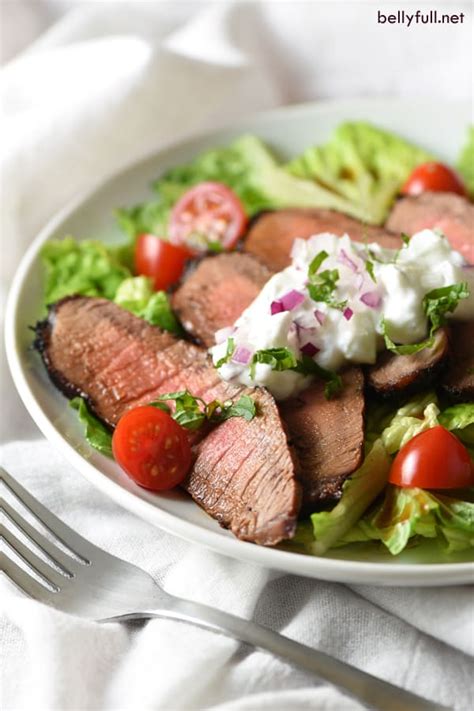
[{"left": 5, "top": 96, "right": 474, "bottom": 586}]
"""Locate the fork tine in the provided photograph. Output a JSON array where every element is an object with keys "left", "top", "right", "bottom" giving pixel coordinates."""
[
  {"left": 1, "top": 553, "right": 58, "bottom": 604},
  {"left": 2, "top": 499, "right": 76, "bottom": 576},
  {"left": 1, "top": 525, "right": 64, "bottom": 590},
  {"left": 0, "top": 468, "right": 91, "bottom": 564}
]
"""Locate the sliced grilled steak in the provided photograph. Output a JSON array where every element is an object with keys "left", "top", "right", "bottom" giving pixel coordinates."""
[
  {"left": 386, "top": 192, "right": 474, "bottom": 264},
  {"left": 280, "top": 367, "right": 365, "bottom": 508},
  {"left": 244, "top": 208, "right": 401, "bottom": 271},
  {"left": 442, "top": 321, "right": 474, "bottom": 400},
  {"left": 171, "top": 251, "right": 367, "bottom": 509},
  {"left": 366, "top": 328, "right": 449, "bottom": 396},
  {"left": 172, "top": 253, "right": 273, "bottom": 348},
  {"left": 34, "top": 296, "right": 301, "bottom": 545}
]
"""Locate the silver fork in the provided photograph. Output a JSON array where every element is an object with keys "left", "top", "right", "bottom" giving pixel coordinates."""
[{"left": 0, "top": 467, "right": 448, "bottom": 711}]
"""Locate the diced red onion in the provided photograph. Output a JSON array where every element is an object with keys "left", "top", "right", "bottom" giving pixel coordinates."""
[
  {"left": 271, "top": 290, "right": 305, "bottom": 314},
  {"left": 343, "top": 307, "right": 354, "bottom": 321},
  {"left": 314, "top": 309, "right": 326, "bottom": 325},
  {"left": 270, "top": 299, "right": 284, "bottom": 315},
  {"left": 300, "top": 342, "right": 320, "bottom": 357},
  {"left": 338, "top": 249, "right": 358, "bottom": 273},
  {"left": 360, "top": 291, "right": 382, "bottom": 309},
  {"left": 231, "top": 346, "right": 253, "bottom": 365},
  {"left": 215, "top": 326, "right": 234, "bottom": 344},
  {"left": 281, "top": 289, "right": 306, "bottom": 310}
]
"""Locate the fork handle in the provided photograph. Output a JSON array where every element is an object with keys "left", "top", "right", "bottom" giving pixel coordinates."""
[{"left": 112, "top": 598, "right": 448, "bottom": 711}]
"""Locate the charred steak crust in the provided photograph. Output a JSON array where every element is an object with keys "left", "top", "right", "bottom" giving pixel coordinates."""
[
  {"left": 33, "top": 295, "right": 105, "bottom": 420},
  {"left": 280, "top": 367, "right": 365, "bottom": 508},
  {"left": 33, "top": 296, "right": 301, "bottom": 545},
  {"left": 442, "top": 321, "right": 474, "bottom": 400},
  {"left": 244, "top": 208, "right": 401, "bottom": 272},
  {"left": 366, "top": 328, "right": 450, "bottom": 397},
  {"left": 172, "top": 252, "right": 273, "bottom": 348}
]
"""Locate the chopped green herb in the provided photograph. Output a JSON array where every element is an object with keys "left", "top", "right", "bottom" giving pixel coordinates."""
[
  {"left": 220, "top": 394, "right": 257, "bottom": 422},
  {"left": 308, "top": 250, "right": 329, "bottom": 277},
  {"left": 248, "top": 347, "right": 341, "bottom": 399},
  {"left": 365, "top": 259, "right": 377, "bottom": 283},
  {"left": 251, "top": 347, "right": 298, "bottom": 373},
  {"left": 401, "top": 233, "right": 411, "bottom": 246},
  {"left": 150, "top": 390, "right": 256, "bottom": 430},
  {"left": 382, "top": 320, "right": 434, "bottom": 356},
  {"left": 293, "top": 355, "right": 342, "bottom": 398},
  {"left": 307, "top": 267, "right": 347, "bottom": 311},
  {"left": 423, "top": 282, "right": 469, "bottom": 333},
  {"left": 215, "top": 338, "right": 235, "bottom": 368},
  {"left": 382, "top": 282, "right": 469, "bottom": 356}
]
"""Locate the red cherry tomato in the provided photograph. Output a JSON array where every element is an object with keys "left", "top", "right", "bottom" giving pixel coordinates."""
[
  {"left": 112, "top": 406, "right": 192, "bottom": 491},
  {"left": 169, "top": 182, "right": 248, "bottom": 254},
  {"left": 135, "top": 234, "right": 190, "bottom": 291},
  {"left": 401, "top": 162, "right": 467, "bottom": 197},
  {"left": 389, "top": 426, "right": 474, "bottom": 489}
]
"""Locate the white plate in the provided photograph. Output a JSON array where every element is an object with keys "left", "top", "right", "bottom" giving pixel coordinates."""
[{"left": 6, "top": 98, "right": 474, "bottom": 586}]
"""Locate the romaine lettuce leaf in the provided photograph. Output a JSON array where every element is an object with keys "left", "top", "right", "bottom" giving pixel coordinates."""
[
  {"left": 114, "top": 276, "right": 183, "bottom": 335},
  {"left": 117, "top": 136, "right": 273, "bottom": 238},
  {"left": 287, "top": 122, "right": 434, "bottom": 225},
  {"left": 439, "top": 403, "right": 474, "bottom": 446},
  {"left": 346, "top": 487, "right": 474, "bottom": 555},
  {"left": 119, "top": 131, "right": 411, "bottom": 238},
  {"left": 41, "top": 237, "right": 131, "bottom": 305},
  {"left": 381, "top": 401, "right": 440, "bottom": 454},
  {"left": 70, "top": 397, "right": 113, "bottom": 457},
  {"left": 309, "top": 439, "right": 391, "bottom": 555},
  {"left": 457, "top": 126, "right": 474, "bottom": 198}
]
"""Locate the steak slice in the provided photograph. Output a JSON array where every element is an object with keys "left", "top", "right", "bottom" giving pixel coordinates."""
[
  {"left": 34, "top": 296, "right": 301, "bottom": 545},
  {"left": 279, "top": 367, "right": 365, "bottom": 508},
  {"left": 442, "top": 321, "right": 474, "bottom": 400},
  {"left": 244, "top": 208, "right": 401, "bottom": 272},
  {"left": 366, "top": 328, "right": 450, "bottom": 396},
  {"left": 386, "top": 192, "right": 474, "bottom": 264},
  {"left": 171, "top": 252, "right": 368, "bottom": 509},
  {"left": 172, "top": 253, "right": 273, "bottom": 348}
]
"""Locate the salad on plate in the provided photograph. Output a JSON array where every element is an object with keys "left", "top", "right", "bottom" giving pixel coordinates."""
[{"left": 33, "top": 121, "right": 474, "bottom": 558}]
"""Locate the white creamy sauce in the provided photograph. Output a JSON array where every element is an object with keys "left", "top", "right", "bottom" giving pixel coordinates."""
[{"left": 211, "top": 230, "right": 474, "bottom": 399}]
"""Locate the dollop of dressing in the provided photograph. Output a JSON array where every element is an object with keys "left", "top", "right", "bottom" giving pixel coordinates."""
[{"left": 211, "top": 230, "right": 473, "bottom": 399}]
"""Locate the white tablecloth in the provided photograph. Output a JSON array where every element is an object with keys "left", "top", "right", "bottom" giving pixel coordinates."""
[{"left": 1, "top": 2, "right": 473, "bottom": 710}]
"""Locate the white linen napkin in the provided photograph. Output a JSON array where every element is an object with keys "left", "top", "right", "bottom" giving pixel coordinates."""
[{"left": 1, "top": 2, "right": 473, "bottom": 710}]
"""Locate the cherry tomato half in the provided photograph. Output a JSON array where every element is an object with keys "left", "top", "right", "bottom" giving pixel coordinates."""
[
  {"left": 112, "top": 406, "right": 192, "bottom": 491},
  {"left": 169, "top": 182, "right": 248, "bottom": 254},
  {"left": 389, "top": 426, "right": 474, "bottom": 489},
  {"left": 401, "top": 162, "right": 467, "bottom": 197},
  {"left": 135, "top": 234, "right": 190, "bottom": 291}
]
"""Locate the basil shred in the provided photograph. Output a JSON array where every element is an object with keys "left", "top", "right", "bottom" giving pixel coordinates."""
[{"left": 383, "top": 282, "right": 469, "bottom": 356}]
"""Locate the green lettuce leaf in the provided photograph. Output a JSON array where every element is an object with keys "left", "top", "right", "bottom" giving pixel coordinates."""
[
  {"left": 346, "top": 487, "right": 474, "bottom": 555},
  {"left": 309, "top": 439, "right": 391, "bottom": 555},
  {"left": 287, "top": 122, "right": 434, "bottom": 225},
  {"left": 113, "top": 276, "right": 182, "bottom": 335},
  {"left": 457, "top": 126, "right": 474, "bottom": 198},
  {"left": 119, "top": 131, "right": 412, "bottom": 239},
  {"left": 70, "top": 398, "right": 113, "bottom": 457},
  {"left": 41, "top": 237, "right": 131, "bottom": 306},
  {"left": 439, "top": 403, "right": 474, "bottom": 446},
  {"left": 381, "top": 401, "right": 440, "bottom": 454}
]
